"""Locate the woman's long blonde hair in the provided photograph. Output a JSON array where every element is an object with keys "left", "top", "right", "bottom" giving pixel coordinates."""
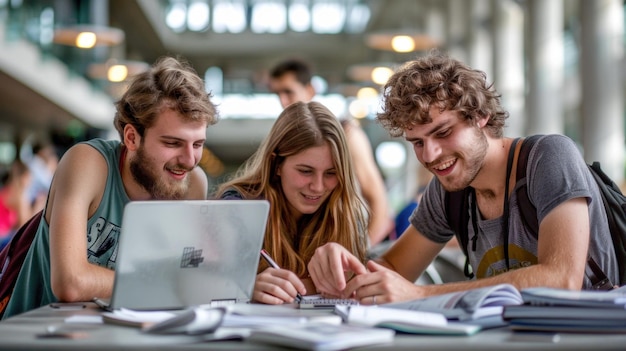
[{"left": 215, "top": 101, "right": 368, "bottom": 277}]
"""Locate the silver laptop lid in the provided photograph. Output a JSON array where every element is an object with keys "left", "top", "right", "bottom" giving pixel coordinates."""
[{"left": 109, "top": 200, "right": 269, "bottom": 310}]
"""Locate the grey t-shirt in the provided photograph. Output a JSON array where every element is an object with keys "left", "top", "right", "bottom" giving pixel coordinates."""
[{"left": 410, "top": 134, "right": 618, "bottom": 289}]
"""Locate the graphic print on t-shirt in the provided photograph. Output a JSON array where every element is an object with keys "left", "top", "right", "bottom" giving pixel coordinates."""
[
  {"left": 476, "top": 245, "right": 537, "bottom": 278},
  {"left": 87, "top": 216, "right": 120, "bottom": 269}
]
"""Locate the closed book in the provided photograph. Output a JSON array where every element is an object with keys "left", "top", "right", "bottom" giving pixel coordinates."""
[
  {"left": 520, "top": 287, "right": 626, "bottom": 308},
  {"left": 504, "top": 304, "right": 626, "bottom": 320},
  {"left": 503, "top": 304, "right": 626, "bottom": 333}
]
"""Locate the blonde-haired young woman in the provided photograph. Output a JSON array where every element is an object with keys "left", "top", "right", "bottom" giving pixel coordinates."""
[{"left": 215, "top": 101, "right": 368, "bottom": 304}]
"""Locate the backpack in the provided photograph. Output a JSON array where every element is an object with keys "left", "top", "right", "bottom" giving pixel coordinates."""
[
  {"left": 446, "top": 135, "right": 626, "bottom": 289},
  {"left": 0, "top": 210, "right": 42, "bottom": 318}
]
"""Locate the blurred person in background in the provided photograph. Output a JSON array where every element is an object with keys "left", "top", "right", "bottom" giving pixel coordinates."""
[
  {"left": 268, "top": 58, "right": 394, "bottom": 247},
  {"left": 25, "top": 141, "right": 58, "bottom": 212},
  {"left": 0, "top": 160, "right": 37, "bottom": 250}
]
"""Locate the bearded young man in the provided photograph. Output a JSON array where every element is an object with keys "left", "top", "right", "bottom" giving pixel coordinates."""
[
  {"left": 2, "top": 56, "right": 218, "bottom": 318},
  {"left": 307, "top": 52, "right": 617, "bottom": 304}
]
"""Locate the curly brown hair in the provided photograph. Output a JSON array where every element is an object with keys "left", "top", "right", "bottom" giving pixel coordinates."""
[{"left": 377, "top": 51, "right": 508, "bottom": 138}]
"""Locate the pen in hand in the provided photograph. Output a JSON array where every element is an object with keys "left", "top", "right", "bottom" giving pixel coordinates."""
[{"left": 260, "top": 249, "right": 304, "bottom": 303}]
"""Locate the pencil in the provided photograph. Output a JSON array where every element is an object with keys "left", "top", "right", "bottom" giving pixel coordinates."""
[{"left": 260, "top": 249, "right": 304, "bottom": 303}]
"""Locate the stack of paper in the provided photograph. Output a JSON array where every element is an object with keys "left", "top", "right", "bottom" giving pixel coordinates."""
[
  {"left": 247, "top": 322, "right": 394, "bottom": 351},
  {"left": 100, "top": 303, "right": 342, "bottom": 338},
  {"left": 220, "top": 304, "right": 342, "bottom": 328},
  {"left": 101, "top": 308, "right": 178, "bottom": 328},
  {"left": 143, "top": 307, "right": 225, "bottom": 334}
]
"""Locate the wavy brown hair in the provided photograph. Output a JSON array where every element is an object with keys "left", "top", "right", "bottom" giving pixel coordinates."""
[
  {"left": 215, "top": 101, "right": 368, "bottom": 277},
  {"left": 377, "top": 51, "right": 508, "bottom": 137},
  {"left": 113, "top": 56, "right": 218, "bottom": 140}
]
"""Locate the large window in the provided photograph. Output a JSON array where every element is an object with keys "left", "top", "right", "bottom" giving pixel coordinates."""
[{"left": 165, "top": 0, "right": 370, "bottom": 35}]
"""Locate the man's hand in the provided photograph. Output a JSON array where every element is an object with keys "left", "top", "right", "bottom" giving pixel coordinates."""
[
  {"left": 253, "top": 268, "right": 306, "bottom": 304},
  {"left": 308, "top": 243, "right": 368, "bottom": 297}
]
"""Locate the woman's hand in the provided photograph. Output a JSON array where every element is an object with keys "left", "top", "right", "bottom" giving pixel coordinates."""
[{"left": 252, "top": 267, "right": 306, "bottom": 304}]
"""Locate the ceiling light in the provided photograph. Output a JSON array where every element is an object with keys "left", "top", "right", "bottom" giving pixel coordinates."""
[
  {"left": 349, "top": 99, "right": 369, "bottom": 119},
  {"left": 107, "top": 65, "right": 129, "bottom": 82},
  {"left": 371, "top": 67, "right": 394, "bottom": 85},
  {"left": 348, "top": 63, "right": 396, "bottom": 85},
  {"left": 75, "top": 32, "right": 96, "bottom": 48},
  {"left": 366, "top": 31, "right": 439, "bottom": 53},
  {"left": 87, "top": 60, "right": 150, "bottom": 82},
  {"left": 356, "top": 87, "right": 379, "bottom": 99},
  {"left": 391, "top": 35, "right": 415, "bottom": 53},
  {"left": 53, "top": 25, "right": 124, "bottom": 48}
]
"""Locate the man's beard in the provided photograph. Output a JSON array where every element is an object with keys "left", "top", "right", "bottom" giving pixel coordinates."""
[
  {"left": 439, "top": 128, "right": 488, "bottom": 192},
  {"left": 129, "top": 144, "right": 191, "bottom": 200}
]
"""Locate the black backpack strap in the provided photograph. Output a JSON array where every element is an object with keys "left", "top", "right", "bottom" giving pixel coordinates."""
[
  {"left": 445, "top": 134, "right": 542, "bottom": 280},
  {"left": 503, "top": 138, "right": 521, "bottom": 271},
  {"left": 589, "top": 161, "right": 626, "bottom": 274},
  {"left": 445, "top": 188, "right": 474, "bottom": 279},
  {"left": 588, "top": 162, "right": 624, "bottom": 288},
  {"left": 515, "top": 135, "right": 543, "bottom": 236}
]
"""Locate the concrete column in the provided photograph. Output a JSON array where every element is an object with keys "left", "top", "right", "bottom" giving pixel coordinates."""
[
  {"left": 425, "top": 1, "right": 445, "bottom": 50},
  {"left": 445, "top": 0, "right": 468, "bottom": 63},
  {"left": 89, "top": 0, "right": 111, "bottom": 61},
  {"left": 580, "top": 0, "right": 624, "bottom": 183},
  {"left": 526, "top": 0, "right": 564, "bottom": 136},
  {"left": 492, "top": 0, "right": 525, "bottom": 137},
  {"left": 467, "top": 0, "right": 492, "bottom": 79},
  {"left": 89, "top": 0, "right": 109, "bottom": 26}
]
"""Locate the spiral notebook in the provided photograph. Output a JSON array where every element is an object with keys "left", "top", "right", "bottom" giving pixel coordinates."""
[{"left": 94, "top": 200, "right": 269, "bottom": 311}]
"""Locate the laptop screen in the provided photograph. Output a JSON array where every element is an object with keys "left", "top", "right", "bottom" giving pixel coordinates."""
[{"left": 107, "top": 200, "right": 269, "bottom": 310}]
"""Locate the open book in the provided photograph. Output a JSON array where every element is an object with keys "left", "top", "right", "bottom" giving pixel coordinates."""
[
  {"left": 335, "top": 305, "right": 480, "bottom": 336},
  {"left": 383, "top": 284, "right": 523, "bottom": 328}
]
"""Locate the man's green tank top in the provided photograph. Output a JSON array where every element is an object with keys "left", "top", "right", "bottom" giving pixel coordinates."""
[{"left": 3, "top": 139, "right": 130, "bottom": 318}]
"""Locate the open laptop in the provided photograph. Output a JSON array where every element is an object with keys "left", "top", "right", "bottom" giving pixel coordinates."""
[{"left": 94, "top": 200, "right": 269, "bottom": 311}]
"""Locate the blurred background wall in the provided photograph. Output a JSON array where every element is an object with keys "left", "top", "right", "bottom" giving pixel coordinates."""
[{"left": 0, "top": 0, "right": 624, "bottom": 217}]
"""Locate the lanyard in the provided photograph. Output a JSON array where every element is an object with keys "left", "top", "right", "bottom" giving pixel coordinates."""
[{"left": 470, "top": 138, "right": 520, "bottom": 272}]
